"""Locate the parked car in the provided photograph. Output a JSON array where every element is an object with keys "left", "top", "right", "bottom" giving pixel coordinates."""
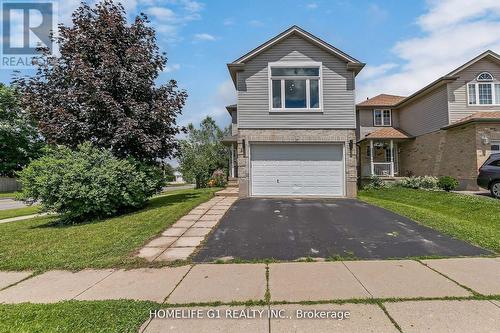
[{"left": 477, "top": 153, "right": 500, "bottom": 198}]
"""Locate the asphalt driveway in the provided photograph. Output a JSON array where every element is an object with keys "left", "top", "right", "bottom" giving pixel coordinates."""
[{"left": 193, "top": 198, "right": 490, "bottom": 262}]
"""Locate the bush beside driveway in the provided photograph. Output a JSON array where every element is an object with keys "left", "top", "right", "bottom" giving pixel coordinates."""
[
  {"left": 0, "top": 188, "right": 218, "bottom": 271},
  {"left": 359, "top": 188, "right": 500, "bottom": 253}
]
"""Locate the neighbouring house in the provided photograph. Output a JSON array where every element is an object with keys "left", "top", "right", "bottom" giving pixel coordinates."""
[
  {"left": 224, "top": 25, "right": 364, "bottom": 197},
  {"left": 173, "top": 171, "right": 184, "bottom": 183},
  {"left": 357, "top": 50, "right": 500, "bottom": 190}
]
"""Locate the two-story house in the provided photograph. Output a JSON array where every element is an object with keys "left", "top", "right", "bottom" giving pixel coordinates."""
[
  {"left": 357, "top": 50, "right": 500, "bottom": 190},
  {"left": 224, "top": 26, "right": 365, "bottom": 198}
]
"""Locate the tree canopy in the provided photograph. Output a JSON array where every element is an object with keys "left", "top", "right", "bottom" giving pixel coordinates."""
[
  {"left": 178, "top": 117, "right": 230, "bottom": 188},
  {"left": 14, "top": 0, "right": 186, "bottom": 162},
  {"left": 0, "top": 84, "right": 44, "bottom": 176}
]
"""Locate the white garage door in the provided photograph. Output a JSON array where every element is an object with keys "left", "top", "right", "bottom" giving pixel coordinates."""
[{"left": 250, "top": 144, "right": 344, "bottom": 196}]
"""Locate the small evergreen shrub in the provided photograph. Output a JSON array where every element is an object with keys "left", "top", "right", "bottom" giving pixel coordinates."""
[
  {"left": 363, "top": 176, "right": 387, "bottom": 190},
  {"left": 438, "top": 176, "right": 459, "bottom": 192},
  {"left": 396, "top": 176, "right": 439, "bottom": 190},
  {"left": 17, "top": 143, "right": 164, "bottom": 223}
]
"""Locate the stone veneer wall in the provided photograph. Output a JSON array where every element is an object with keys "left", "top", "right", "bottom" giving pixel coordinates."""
[
  {"left": 236, "top": 129, "right": 357, "bottom": 198},
  {"left": 399, "top": 123, "right": 500, "bottom": 190}
]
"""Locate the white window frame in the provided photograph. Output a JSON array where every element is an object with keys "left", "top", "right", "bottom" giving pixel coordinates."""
[
  {"left": 268, "top": 61, "right": 323, "bottom": 112},
  {"left": 467, "top": 72, "right": 500, "bottom": 106},
  {"left": 373, "top": 109, "right": 392, "bottom": 126}
]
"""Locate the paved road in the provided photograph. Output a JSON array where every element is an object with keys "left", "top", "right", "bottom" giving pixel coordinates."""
[
  {"left": 0, "top": 199, "right": 29, "bottom": 210},
  {"left": 194, "top": 198, "right": 490, "bottom": 261}
]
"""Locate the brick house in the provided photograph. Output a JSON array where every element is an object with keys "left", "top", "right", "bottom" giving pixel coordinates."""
[{"left": 357, "top": 50, "right": 500, "bottom": 190}]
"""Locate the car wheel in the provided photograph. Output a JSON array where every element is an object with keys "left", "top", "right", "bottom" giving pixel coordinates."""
[{"left": 491, "top": 181, "right": 500, "bottom": 199}]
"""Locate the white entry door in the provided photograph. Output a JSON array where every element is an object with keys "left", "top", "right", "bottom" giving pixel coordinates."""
[{"left": 250, "top": 144, "right": 345, "bottom": 196}]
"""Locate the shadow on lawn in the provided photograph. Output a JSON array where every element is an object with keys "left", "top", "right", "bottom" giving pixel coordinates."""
[{"left": 32, "top": 191, "right": 203, "bottom": 229}]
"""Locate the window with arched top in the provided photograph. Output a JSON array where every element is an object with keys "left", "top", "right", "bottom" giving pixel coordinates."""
[
  {"left": 467, "top": 72, "right": 500, "bottom": 105},
  {"left": 477, "top": 72, "right": 494, "bottom": 81}
]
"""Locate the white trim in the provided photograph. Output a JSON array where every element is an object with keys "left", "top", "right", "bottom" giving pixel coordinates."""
[
  {"left": 268, "top": 61, "right": 323, "bottom": 112},
  {"left": 373, "top": 109, "right": 392, "bottom": 126},
  {"left": 467, "top": 81, "right": 500, "bottom": 106},
  {"left": 447, "top": 50, "right": 500, "bottom": 76}
]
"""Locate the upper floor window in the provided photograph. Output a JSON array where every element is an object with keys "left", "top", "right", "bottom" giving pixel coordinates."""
[
  {"left": 467, "top": 72, "right": 500, "bottom": 105},
  {"left": 374, "top": 109, "right": 391, "bottom": 126},
  {"left": 269, "top": 62, "right": 321, "bottom": 111}
]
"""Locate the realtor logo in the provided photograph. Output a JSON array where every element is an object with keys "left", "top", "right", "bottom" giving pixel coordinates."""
[{"left": 1, "top": 0, "right": 56, "bottom": 68}]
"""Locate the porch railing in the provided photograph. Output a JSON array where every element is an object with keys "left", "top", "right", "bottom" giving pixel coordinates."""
[{"left": 372, "top": 162, "right": 394, "bottom": 177}]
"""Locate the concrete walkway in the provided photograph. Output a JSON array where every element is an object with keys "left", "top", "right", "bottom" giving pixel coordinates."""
[
  {"left": 0, "top": 213, "right": 49, "bottom": 224},
  {"left": 136, "top": 196, "right": 237, "bottom": 261},
  {"left": 0, "top": 258, "right": 499, "bottom": 332}
]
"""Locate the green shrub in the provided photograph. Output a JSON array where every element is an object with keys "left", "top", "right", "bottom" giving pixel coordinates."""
[
  {"left": 396, "top": 176, "right": 438, "bottom": 190},
  {"left": 17, "top": 143, "right": 164, "bottom": 223},
  {"left": 363, "top": 176, "right": 387, "bottom": 190},
  {"left": 438, "top": 176, "right": 459, "bottom": 192}
]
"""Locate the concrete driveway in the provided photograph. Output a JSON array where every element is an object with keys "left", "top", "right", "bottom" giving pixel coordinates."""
[{"left": 194, "top": 198, "right": 490, "bottom": 262}]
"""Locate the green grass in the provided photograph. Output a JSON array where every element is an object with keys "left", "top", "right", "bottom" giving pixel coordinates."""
[
  {"left": 359, "top": 188, "right": 500, "bottom": 253},
  {"left": 0, "top": 300, "right": 159, "bottom": 333},
  {"left": 0, "top": 205, "right": 40, "bottom": 220},
  {"left": 0, "top": 188, "right": 218, "bottom": 271},
  {"left": 0, "top": 191, "right": 18, "bottom": 199}
]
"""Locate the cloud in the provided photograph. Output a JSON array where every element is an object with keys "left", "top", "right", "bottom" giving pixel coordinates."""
[
  {"left": 357, "top": 0, "right": 500, "bottom": 101},
  {"left": 306, "top": 3, "right": 318, "bottom": 9},
  {"left": 145, "top": 0, "right": 205, "bottom": 42},
  {"left": 357, "top": 63, "right": 398, "bottom": 80},
  {"left": 193, "top": 33, "right": 216, "bottom": 41},
  {"left": 164, "top": 63, "right": 181, "bottom": 72},
  {"left": 223, "top": 18, "right": 234, "bottom": 26},
  {"left": 366, "top": 3, "right": 388, "bottom": 23},
  {"left": 180, "top": 79, "right": 235, "bottom": 127},
  {"left": 248, "top": 20, "right": 264, "bottom": 27}
]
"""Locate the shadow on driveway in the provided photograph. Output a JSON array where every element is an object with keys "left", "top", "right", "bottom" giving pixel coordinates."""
[{"left": 193, "top": 198, "right": 491, "bottom": 262}]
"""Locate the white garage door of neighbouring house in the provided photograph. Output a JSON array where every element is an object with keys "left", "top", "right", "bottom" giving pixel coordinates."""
[{"left": 250, "top": 144, "right": 345, "bottom": 196}]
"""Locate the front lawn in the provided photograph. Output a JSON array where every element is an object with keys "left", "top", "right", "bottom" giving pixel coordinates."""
[
  {"left": 0, "top": 300, "right": 158, "bottom": 333},
  {"left": 0, "top": 206, "right": 40, "bottom": 220},
  {"left": 0, "top": 188, "right": 218, "bottom": 271},
  {"left": 359, "top": 188, "right": 500, "bottom": 253},
  {"left": 0, "top": 192, "right": 18, "bottom": 199}
]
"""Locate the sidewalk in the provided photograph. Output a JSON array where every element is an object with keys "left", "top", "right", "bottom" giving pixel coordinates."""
[{"left": 0, "top": 258, "right": 499, "bottom": 331}]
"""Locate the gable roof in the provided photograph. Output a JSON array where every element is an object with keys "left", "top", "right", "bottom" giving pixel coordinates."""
[
  {"left": 446, "top": 50, "right": 500, "bottom": 76},
  {"left": 227, "top": 25, "right": 365, "bottom": 86},
  {"left": 443, "top": 111, "right": 500, "bottom": 129},
  {"left": 357, "top": 94, "right": 406, "bottom": 107},
  {"left": 387, "top": 50, "right": 500, "bottom": 109}
]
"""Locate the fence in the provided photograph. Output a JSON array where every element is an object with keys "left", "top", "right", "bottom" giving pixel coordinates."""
[{"left": 0, "top": 177, "right": 21, "bottom": 193}]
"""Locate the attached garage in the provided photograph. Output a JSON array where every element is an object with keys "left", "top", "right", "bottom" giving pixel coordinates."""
[{"left": 250, "top": 143, "right": 345, "bottom": 196}]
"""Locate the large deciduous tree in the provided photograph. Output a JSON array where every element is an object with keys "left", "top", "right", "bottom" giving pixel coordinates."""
[
  {"left": 14, "top": 0, "right": 186, "bottom": 162},
  {"left": 0, "top": 84, "right": 44, "bottom": 176},
  {"left": 178, "top": 117, "right": 230, "bottom": 188}
]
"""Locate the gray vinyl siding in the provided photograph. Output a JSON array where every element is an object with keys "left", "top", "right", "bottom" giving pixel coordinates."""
[
  {"left": 398, "top": 85, "right": 449, "bottom": 136},
  {"left": 357, "top": 108, "right": 400, "bottom": 139},
  {"left": 447, "top": 57, "right": 500, "bottom": 123},
  {"left": 237, "top": 35, "right": 355, "bottom": 129}
]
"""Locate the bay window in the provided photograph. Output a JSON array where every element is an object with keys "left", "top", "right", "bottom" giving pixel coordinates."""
[
  {"left": 269, "top": 63, "right": 321, "bottom": 111},
  {"left": 467, "top": 72, "right": 500, "bottom": 105}
]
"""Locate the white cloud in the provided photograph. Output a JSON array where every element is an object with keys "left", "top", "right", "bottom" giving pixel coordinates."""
[
  {"left": 357, "top": 0, "right": 500, "bottom": 101},
  {"left": 306, "top": 3, "right": 318, "bottom": 9},
  {"left": 193, "top": 33, "right": 216, "bottom": 41},
  {"left": 180, "top": 79, "right": 235, "bottom": 127},
  {"left": 357, "top": 63, "right": 398, "bottom": 80},
  {"left": 366, "top": 3, "right": 388, "bottom": 23},
  {"left": 248, "top": 19, "right": 264, "bottom": 27},
  {"left": 164, "top": 63, "right": 181, "bottom": 72},
  {"left": 223, "top": 18, "right": 234, "bottom": 26}
]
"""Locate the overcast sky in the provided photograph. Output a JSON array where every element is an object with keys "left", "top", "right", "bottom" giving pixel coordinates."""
[{"left": 2, "top": 0, "right": 500, "bottom": 130}]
